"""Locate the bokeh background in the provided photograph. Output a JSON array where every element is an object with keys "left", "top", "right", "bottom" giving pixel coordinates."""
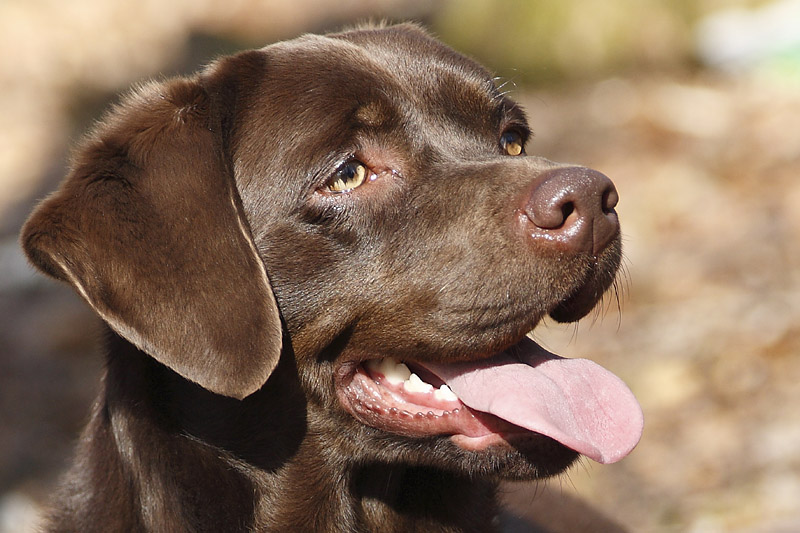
[{"left": 1, "top": 1, "right": 799, "bottom": 531}]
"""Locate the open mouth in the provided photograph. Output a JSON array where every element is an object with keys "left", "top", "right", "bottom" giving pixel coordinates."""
[
  {"left": 337, "top": 356, "right": 523, "bottom": 450},
  {"left": 337, "top": 336, "right": 643, "bottom": 464}
]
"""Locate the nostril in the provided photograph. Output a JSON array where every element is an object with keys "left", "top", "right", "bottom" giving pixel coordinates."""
[
  {"left": 601, "top": 185, "right": 619, "bottom": 214},
  {"left": 561, "top": 201, "right": 575, "bottom": 221}
]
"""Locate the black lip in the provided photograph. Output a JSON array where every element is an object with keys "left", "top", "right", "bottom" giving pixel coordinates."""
[
  {"left": 549, "top": 277, "right": 604, "bottom": 322},
  {"left": 549, "top": 242, "right": 622, "bottom": 323}
]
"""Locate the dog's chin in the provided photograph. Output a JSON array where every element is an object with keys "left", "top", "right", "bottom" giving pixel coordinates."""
[
  {"left": 548, "top": 273, "right": 611, "bottom": 323},
  {"left": 334, "top": 351, "right": 579, "bottom": 479},
  {"left": 549, "top": 243, "right": 622, "bottom": 323}
]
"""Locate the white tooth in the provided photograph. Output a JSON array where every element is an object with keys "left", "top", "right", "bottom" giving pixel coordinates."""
[
  {"left": 380, "top": 358, "right": 412, "bottom": 385},
  {"left": 434, "top": 384, "right": 458, "bottom": 402},
  {"left": 403, "top": 373, "right": 434, "bottom": 393}
]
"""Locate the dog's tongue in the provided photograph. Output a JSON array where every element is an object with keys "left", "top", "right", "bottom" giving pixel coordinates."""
[{"left": 420, "top": 338, "right": 643, "bottom": 464}]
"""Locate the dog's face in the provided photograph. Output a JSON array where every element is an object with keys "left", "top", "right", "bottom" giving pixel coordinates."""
[{"left": 22, "top": 24, "right": 641, "bottom": 482}]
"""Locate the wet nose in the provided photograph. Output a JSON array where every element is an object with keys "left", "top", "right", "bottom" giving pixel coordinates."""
[{"left": 524, "top": 167, "right": 619, "bottom": 255}]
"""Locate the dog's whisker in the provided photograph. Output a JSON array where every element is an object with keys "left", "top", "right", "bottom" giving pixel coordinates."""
[{"left": 490, "top": 76, "right": 519, "bottom": 103}]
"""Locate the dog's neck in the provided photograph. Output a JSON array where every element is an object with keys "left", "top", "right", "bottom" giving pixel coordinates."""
[
  {"left": 249, "top": 448, "right": 500, "bottom": 532},
  {"left": 52, "top": 331, "right": 501, "bottom": 532},
  {"left": 350, "top": 463, "right": 499, "bottom": 532}
]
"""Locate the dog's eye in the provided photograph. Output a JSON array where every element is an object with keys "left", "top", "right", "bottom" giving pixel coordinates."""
[
  {"left": 326, "top": 160, "right": 370, "bottom": 193},
  {"left": 500, "top": 131, "right": 524, "bottom": 156}
]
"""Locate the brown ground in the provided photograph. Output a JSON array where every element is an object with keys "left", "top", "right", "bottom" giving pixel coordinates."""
[{"left": 1, "top": 2, "right": 799, "bottom": 532}]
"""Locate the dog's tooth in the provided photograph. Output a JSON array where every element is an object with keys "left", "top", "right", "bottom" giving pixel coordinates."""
[
  {"left": 433, "top": 384, "right": 458, "bottom": 402},
  {"left": 403, "top": 373, "right": 434, "bottom": 393},
  {"left": 379, "top": 358, "right": 412, "bottom": 385}
]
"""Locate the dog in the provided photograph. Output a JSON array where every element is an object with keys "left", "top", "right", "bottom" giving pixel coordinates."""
[{"left": 21, "top": 23, "right": 643, "bottom": 532}]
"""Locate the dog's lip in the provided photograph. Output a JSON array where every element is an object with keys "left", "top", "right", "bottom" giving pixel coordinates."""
[
  {"left": 335, "top": 358, "right": 532, "bottom": 444},
  {"left": 547, "top": 241, "right": 622, "bottom": 323},
  {"left": 547, "top": 265, "right": 607, "bottom": 323}
]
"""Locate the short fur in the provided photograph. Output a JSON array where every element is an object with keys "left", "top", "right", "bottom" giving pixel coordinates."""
[{"left": 22, "top": 24, "right": 622, "bottom": 532}]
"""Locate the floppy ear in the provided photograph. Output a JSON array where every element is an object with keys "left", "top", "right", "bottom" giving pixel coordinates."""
[{"left": 21, "top": 76, "right": 281, "bottom": 400}]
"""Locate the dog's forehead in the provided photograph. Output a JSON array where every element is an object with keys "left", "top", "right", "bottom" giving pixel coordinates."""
[
  {"left": 330, "top": 25, "right": 495, "bottom": 91},
  {"left": 261, "top": 28, "right": 502, "bottom": 126}
]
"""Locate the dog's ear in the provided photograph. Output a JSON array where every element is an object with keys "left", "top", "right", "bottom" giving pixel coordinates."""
[{"left": 21, "top": 73, "right": 281, "bottom": 400}]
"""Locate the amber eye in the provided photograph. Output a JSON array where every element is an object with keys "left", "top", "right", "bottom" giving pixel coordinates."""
[
  {"left": 326, "top": 160, "right": 369, "bottom": 193},
  {"left": 500, "top": 131, "right": 524, "bottom": 156}
]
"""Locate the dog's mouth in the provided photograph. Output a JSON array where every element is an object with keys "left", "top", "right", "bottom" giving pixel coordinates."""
[{"left": 336, "top": 336, "right": 643, "bottom": 465}]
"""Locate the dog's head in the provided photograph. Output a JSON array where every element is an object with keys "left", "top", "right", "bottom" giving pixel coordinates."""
[{"left": 22, "top": 24, "right": 642, "bottom": 479}]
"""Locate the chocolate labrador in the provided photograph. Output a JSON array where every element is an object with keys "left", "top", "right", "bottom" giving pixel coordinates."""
[{"left": 21, "top": 23, "right": 643, "bottom": 532}]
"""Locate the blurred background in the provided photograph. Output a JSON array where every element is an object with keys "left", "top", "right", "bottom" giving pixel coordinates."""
[{"left": 1, "top": 0, "right": 799, "bottom": 531}]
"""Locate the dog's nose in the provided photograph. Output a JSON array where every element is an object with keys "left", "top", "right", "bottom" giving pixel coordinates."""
[{"left": 524, "top": 167, "right": 619, "bottom": 255}]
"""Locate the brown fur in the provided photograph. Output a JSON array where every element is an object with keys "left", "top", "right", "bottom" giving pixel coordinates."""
[{"left": 22, "top": 24, "right": 622, "bottom": 532}]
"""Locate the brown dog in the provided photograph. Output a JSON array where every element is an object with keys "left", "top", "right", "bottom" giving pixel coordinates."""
[{"left": 21, "top": 23, "right": 642, "bottom": 532}]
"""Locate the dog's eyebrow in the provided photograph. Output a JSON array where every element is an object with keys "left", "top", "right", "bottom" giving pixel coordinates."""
[
  {"left": 501, "top": 98, "right": 530, "bottom": 127},
  {"left": 354, "top": 101, "right": 390, "bottom": 128}
]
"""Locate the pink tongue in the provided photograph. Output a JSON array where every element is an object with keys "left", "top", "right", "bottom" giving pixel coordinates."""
[{"left": 420, "top": 338, "right": 643, "bottom": 464}]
